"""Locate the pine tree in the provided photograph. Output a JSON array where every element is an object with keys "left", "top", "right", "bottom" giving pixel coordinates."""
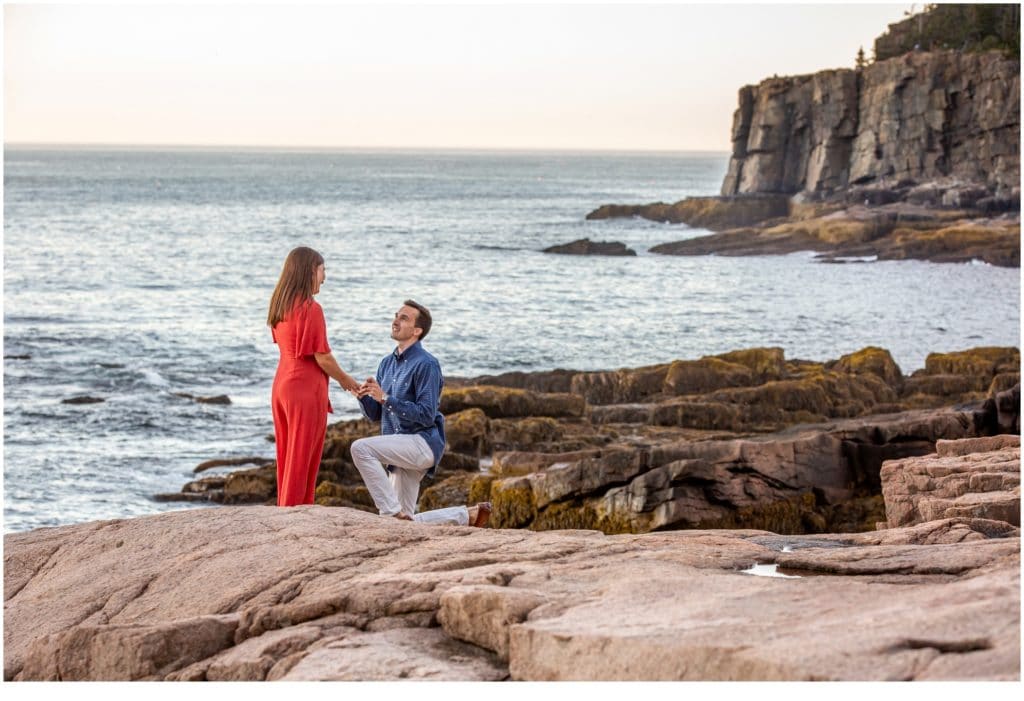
[{"left": 855, "top": 46, "right": 868, "bottom": 69}]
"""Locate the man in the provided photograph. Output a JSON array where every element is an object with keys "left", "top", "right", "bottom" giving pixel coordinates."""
[{"left": 352, "top": 300, "right": 491, "bottom": 526}]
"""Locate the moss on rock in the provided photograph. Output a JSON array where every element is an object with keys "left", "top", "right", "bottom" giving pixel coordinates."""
[
  {"left": 650, "top": 400, "right": 744, "bottom": 430},
  {"left": 223, "top": 465, "right": 277, "bottom": 504},
  {"left": 698, "top": 493, "right": 821, "bottom": 534},
  {"left": 832, "top": 346, "right": 904, "bottom": 390},
  {"left": 570, "top": 364, "right": 670, "bottom": 405},
  {"left": 490, "top": 477, "right": 538, "bottom": 528},
  {"left": 903, "top": 373, "right": 978, "bottom": 398},
  {"left": 418, "top": 472, "right": 477, "bottom": 512},
  {"left": 314, "top": 481, "right": 376, "bottom": 511},
  {"left": 988, "top": 372, "right": 1021, "bottom": 397},
  {"left": 441, "top": 386, "right": 585, "bottom": 419},
  {"left": 923, "top": 347, "right": 1020, "bottom": 391},
  {"left": 489, "top": 416, "right": 564, "bottom": 451},
  {"left": 530, "top": 500, "right": 601, "bottom": 532},
  {"left": 468, "top": 475, "right": 494, "bottom": 505},
  {"left": 664, "top": 358, "right": 753, "bottom": 396},
  {"left": 321, "top": 418, "right": 377, "bottom": 460},
  {"left": 712, "top": 379, "right": 832, "bottom": 416},
  {"left": 444, "top": 408, "right": 490, "bottom": 456},
  {"left": 715, "top": 347, "right": 787, "bottom": 383}
]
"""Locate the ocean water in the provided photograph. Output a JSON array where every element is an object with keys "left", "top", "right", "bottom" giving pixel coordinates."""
[{"left": 3, "top": 147, "right": 1019, "bottom": 533}]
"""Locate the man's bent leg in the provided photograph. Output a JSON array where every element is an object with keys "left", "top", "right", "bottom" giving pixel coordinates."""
[
  {"left": 351, "top": 435, "right": 431, "bottom": 517},
  {"left": 391, "top": 436, "right": 435, "bottom": 516},
  {"left": 413, "top": 506, "right": 469, "bottom": 526}
]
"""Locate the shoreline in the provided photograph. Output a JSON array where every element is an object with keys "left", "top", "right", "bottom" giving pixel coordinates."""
[
  {"left": 584, "top": 196, "right": 1021, "bottom": 268},
  {"left": 159, "top": 343, "right": 1019, "bottom": 538}
]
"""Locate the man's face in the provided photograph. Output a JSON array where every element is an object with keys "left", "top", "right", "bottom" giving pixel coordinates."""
[{"left": 391, "top": 305, "right": 421, "bottom": 343}]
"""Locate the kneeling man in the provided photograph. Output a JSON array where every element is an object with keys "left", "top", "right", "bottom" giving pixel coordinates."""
[{"left": 352, "top": 300, "right": 490, "bottom": 526}]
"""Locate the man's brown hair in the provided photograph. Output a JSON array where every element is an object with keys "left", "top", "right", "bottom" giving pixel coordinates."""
[{"left": 403, "top": 299, "right": 432, "bottom": 340}]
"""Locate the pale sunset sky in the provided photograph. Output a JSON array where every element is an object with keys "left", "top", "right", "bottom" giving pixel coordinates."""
[{"left": 4, "top": 1, "right": 913, "bottom": 151}]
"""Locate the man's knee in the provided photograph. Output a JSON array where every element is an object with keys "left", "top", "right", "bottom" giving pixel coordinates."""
[{"left": 350, "top": 437, "right": 375, "bottom": 467}]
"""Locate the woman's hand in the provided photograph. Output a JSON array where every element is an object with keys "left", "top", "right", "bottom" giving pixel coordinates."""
[
  {"left": 314, "top": 352, "right": 362, "bottom": 395},
  {"left": 339, "top": 375, "right": 361, "bottom": 394}
]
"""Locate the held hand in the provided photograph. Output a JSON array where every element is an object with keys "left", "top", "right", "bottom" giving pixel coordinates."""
[
  {"left": 361, "top": 377, "right": 385, "bottom": 403},
  {"left": 339, "top": 376, "right": 361, "bottom": 394},
  {"left": 356, "top": 377, "right": 378, "bottom": 399}
]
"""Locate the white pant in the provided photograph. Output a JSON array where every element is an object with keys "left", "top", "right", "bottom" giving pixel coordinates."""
[{"left": 351, "top": 434, "right": 468, "bottom": 526}]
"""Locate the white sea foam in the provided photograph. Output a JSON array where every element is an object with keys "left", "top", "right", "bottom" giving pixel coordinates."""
[{"left": 138, "top": 368, "right": 170, "bottom": 387}]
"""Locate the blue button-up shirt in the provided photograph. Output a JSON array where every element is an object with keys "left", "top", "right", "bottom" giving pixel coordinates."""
[{"left": 358, "top": 341, "right": 446, "bottom": 478}]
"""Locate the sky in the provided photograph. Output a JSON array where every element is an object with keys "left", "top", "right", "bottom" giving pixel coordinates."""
[{"left": 3, "top": 1, "right": 914, "bottom": 151}]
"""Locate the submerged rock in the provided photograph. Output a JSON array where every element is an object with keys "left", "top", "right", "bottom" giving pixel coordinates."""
[
  {"left": 61, "top": 396, "right": 105, "bottom": 405},
  {"left": 174, "top": 393, "right": 232, "bottom": 405},
  {"left": 194, "top": 457, "right": 272, "bottom": 474},
  {"left": 542, "top": 238, "right": 636, "bottom": 256}
]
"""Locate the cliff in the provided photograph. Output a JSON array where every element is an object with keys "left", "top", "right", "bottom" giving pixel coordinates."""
[{"left": 721, "top": 50, "right": 1020, "bottom": 199}]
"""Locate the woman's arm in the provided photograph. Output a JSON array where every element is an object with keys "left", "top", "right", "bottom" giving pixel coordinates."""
[{"left": 314, "top": 352, "right": 361, "bottom": 393}]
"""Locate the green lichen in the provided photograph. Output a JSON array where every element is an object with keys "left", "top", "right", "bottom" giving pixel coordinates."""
[{"left": 491, "top": 477, "right": 537, "bottom": 528}]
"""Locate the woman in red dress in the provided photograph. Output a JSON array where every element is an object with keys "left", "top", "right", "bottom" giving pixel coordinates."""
[{"left": 268, "top": 247, "right": 360, "bottom": 506}]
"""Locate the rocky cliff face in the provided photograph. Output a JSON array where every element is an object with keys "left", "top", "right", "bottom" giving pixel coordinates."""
[{"left": 721, "top": 50, "right": 1020, "bottom": 198}]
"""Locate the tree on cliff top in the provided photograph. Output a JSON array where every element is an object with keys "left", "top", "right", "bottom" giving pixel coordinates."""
[
  {"left": 874, "top": 3, "right": 1020, "bottom": 61},
  {"left": 855, "top": 46, "right": 868, "bottom": 69}
]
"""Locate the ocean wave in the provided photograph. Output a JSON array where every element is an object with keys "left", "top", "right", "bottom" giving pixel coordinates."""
[
  {"left": 138, "top": 368, "right": 170, "bottom": 387},
  {"left": 473, "top": 244, "right": 523, "bottom": 251}
]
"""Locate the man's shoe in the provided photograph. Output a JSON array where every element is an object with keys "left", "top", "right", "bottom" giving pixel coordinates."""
[{"left": 471, "top": 502, "right": 492, "bottom": 528}]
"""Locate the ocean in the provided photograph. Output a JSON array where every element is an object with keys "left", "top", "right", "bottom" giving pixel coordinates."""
[{"left": 3, "top": 146, "right": 1019, "bottom": 533}]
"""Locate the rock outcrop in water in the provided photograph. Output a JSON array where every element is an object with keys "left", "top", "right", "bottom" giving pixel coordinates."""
[
  {"left": 163, "top": 345, "right": 1020, "bottom": 538},
  {"left": 542, "top": 238, "right": 636, "bottom": 256},
  {"left": 586, "top": 9, "right": 1020, "bottom": 266},
  {"left": 644, "top": 202, "right": 1020, "bottom": 267},
  {"left": 4, "top": 502, "right": 1019, "bottom": 680}
]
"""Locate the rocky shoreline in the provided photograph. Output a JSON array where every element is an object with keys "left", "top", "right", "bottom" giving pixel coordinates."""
[
  {"left": 5, "top": 432, "right": 1019, "bottom": 680},
  {"left": 157, "top": 345, "right": 1019, "bottom": 538},
  {"left": 582, "top": 195, "right": 1020, "bottom": 267},
  {"left": 7, "top": 347, "right": 1019, "bottom": 680}
]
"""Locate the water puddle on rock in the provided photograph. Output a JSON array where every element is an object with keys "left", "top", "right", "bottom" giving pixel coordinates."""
[{"left": 741, "top": 563, "right": 802, "bottom": 579}]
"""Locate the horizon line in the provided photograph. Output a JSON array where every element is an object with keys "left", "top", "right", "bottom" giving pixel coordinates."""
[{"left": 4, "top": 141, "right": 732, "bottom": 156}]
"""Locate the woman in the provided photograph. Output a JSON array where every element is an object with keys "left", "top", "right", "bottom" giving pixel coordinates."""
[{"left": 268, "top": 246, "right": 360, "bottom": 506}]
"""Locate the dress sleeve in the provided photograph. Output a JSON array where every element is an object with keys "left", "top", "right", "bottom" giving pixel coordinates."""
[{"left": 296, "top": 300, "right": 331, "bottom": 357}]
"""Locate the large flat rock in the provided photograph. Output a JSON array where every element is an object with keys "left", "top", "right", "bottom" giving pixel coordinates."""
[{"left": 4, "top": 506, "right": 1019, "bottom": 681}]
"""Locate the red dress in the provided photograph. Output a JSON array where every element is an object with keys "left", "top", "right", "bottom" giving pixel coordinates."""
[{"left": 271, "top": 299, "right": 333, "bottom": 506}]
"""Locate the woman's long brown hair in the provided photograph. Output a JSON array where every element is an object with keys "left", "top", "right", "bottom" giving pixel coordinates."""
[{"left": 267, "top": 246, "right": 324, "bottom": 328}]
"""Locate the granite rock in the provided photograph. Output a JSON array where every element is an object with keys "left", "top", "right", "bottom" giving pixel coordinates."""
[
  {"left": 4, "top": 507, "right": 1018, "bottom": 681},
  {"left": 880, "top": 436, "right": 1021, "bottom": 528}
]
